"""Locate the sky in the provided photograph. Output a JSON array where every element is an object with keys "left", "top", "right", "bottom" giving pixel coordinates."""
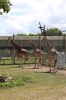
[{"left": 0, "top": 0, "right": 66, "bottom": 36}]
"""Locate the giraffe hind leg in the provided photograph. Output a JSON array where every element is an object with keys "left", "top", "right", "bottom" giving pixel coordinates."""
[
  {"left": 49, "top": 63, "right": 51, "bottom": 72},
  {"left": 54, "top": 60, "right": 57, "bottom": 73},
  {"left": 25, "top": 57, "right": 30, "bottom": 67}
]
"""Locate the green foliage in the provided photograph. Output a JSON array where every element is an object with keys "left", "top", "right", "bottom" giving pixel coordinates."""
[
  {"left": 0, "top": 76, "right": 31, "bottom": 88},
  {"left": 28, "top": 33, "right": 37, "bottom": 36},
  {"left": 62, "top": 33, "right": 66, "bottom": 36},
  {"left": 0, "top": 0, "right": 12, "bottom": 14},
  {"left": 36, "top": 33, "right": 42, "bottom": 36},
  {"left": 17, "top": 33, "right": 42, "bottom": 36},
  {"left": 44, "top": 28, "right": 62, "bottom": 36},
  {"left": 0, "top": 65, "right": 66, "bottom": 89},
  {"left": 17, "top": 28, "right": 62, "bottom": 36},
  {"left": 17, "top": 33, "right": 27, "bottom": 36}
]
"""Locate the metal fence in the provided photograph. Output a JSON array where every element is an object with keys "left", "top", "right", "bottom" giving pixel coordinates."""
[
  {"left": 0, "top": 36, "right": 66, "bottom": 67},
  {"left": 0, "top": 50, "right": 66, "bottom": 69}
]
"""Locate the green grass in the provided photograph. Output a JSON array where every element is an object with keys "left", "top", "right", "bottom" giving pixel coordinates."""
[
  {"left": 0, "top": 57, "right": 35, "bottom": 65},
  {"left": 0, "top": 65, "right": 66, "bottom": 88},
  {"left": 0, "top": 65, "right": 66, "bottom": 100}
]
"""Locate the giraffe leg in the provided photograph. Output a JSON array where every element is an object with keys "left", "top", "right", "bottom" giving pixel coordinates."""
[
  {"left": 41, "top": 57, "right": 42, "bottom": 68},
  {"left": 34, "top": 57, "right": 36, "bottom": 69},
  {"left": 38, "top": 57, "right": 42, "bottom": 68},
  {"left": 49, "top": 63, "right": 51, "bottom": 72},
  {"left": 26, "top": 57, "right": 29, "bottom": 67},
  {"left": 54, "top": 60, "right": 57, "bottom": 73},
  {"left": 37, "top": 57, "right": 39, "bottom": 69},
  {"left": 18, "top": 58, "right": 20, "bottom": 67},
  {"left": 26, "top": 56, "right": 30, "bottom": 67},
  {"left": 50, "top": 67, "right": 51, "bottom": 72}
]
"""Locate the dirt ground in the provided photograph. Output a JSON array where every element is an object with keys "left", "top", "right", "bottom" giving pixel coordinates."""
[{"left": 26, "top": 65, "right": 66, "bottom": 76}]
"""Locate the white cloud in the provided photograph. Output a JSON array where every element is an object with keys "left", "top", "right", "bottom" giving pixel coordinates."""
[{"left": 0, "top": 0, "right": 66, "bottom": 36}]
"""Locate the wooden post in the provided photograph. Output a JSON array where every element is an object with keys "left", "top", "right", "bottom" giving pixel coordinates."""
[
  {"left": 39, "top": 36, "right": 41, "bottom": 50},
  {"left": 64, "top": 35, "right": 66, "bottom": 62},
  {"left": 42, "top": 53, "right": 44, "bottom": 65},
  {"left": 13, "top": 34, "right": 15, "bottom": 64},
  {"left": 42, "top": 25, "right": 45, "bottom": 36},
  {"left": 64, "top": 35, "right": 66, "bottom": 52}
]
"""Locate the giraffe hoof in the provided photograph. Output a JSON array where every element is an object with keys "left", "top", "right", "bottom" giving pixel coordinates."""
[
  {"left": 18, "top": 65, "right": 20, "bottom": 67},
  {"left": 33, "top": 67, "right": 36, "bottom": 69},
  {"left": 49, "top": 70, "right": 51, "bottom": 72},
  {"left": 37, "top": 67, "right": 39, "bottom": 69}
]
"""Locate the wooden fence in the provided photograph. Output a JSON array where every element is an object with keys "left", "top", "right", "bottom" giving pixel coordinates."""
[
  {"left": 0, "top": 35, "right": 66, "bottom": 66},
  {"left": 0, "top": 36, "right": 66, "bottom": 52}
]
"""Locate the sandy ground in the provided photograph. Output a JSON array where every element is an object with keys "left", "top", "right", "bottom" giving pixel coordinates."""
[{"left": 25, "top": 65, "right": 66, "bottom": 76}]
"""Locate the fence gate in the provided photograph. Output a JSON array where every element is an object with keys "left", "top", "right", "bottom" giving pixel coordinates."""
[{"left": 58, "top": 52, "right": 65, "bottom": 69}]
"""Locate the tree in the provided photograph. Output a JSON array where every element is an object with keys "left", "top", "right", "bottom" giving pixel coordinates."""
[
  {"left": 43, "top": 28, "right": 62, "bottom": 36},
  {"left": 17, "top": 33, "right": 27, "bottom": 36},
  {"left": 0, "top": 0, "right": 12, "bottom": 14},
  {"left": 28, "top": 33, "right": 37, "bottom": 36},
  {"left": 17, "top": 28, "right": 63, "bottom": 36}
]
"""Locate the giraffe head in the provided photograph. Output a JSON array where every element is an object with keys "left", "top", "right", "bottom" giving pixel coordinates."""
[
  {"left": 8, "top": 37, "right": 11, "bottom": 41},
  {"left": 42, "top": 36, "right": 47, "bottom": 41}
]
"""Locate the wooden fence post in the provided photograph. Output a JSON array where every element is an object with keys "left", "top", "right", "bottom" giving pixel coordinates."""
[
  {"left": 64, "top": 35, "right": 66, "bottom": 62},
  {"left": 64, "top": 35, "right": 66, "bottom": 52},
  {"left": 39, "top": 36, "right": 41, "bottom": 50},
  {"left": 13, "top": 34, "right": 15, "bottom": 64}
]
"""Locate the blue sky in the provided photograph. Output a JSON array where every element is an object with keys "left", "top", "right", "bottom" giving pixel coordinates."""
[{"left": 0, "top": 0, "right": 66, "bottom": 36}]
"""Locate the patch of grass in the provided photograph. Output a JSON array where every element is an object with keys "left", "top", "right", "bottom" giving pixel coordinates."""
[
  {"left": 0, "top": 65, "right": 66, "bottom": 100},
  {"left": 0, "top": 57, "right": 35, "bottom": 65},
  {"left": 0, "top": 76, "right": 32, "bottom": 89},
  {"left": 0, "top": 65, "right": 66, "bottom": 89},
  {"left": 27, "top": 71, "right": 66, "bottom": 86}
]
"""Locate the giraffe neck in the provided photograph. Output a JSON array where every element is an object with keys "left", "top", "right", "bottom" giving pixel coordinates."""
[
  {"left": 46, "top": 38, "right": 52, "bottom": 51},
  {"left": 10, "top": 40, "right": 21, "bottom": 50},
  {"left": 30, "top": 42, "right": 37, "bottom": 50}
]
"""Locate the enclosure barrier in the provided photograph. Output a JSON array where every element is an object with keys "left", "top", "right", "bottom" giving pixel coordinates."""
[
  {"left": 0, "top": 52, "right": 66, "bottom": 69},
  {"left": 58, "top": 52, "right": 66, "bottom": 69}
]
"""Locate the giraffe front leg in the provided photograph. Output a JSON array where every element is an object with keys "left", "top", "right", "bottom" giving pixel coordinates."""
[
  {"left": 50, "top": 67, "right": 51, "bottom": 72},
  {"left": 40, "top": 57, "right": 42, "bottom": 68},
  {"left": 49, "top": 63, "right": 51, "bottom": 72},
  {"left": 34, "top": 57, "right": 36, "bottom": 69},
  {"left": 27, "top": 57, "right": 30, "bottom": 67},
  {"left": 37, "top": 57, "right": 39, "bottom": 69},
  {"left": 54, "top": 60, "right": 57, "bottom": 73},
  {"left": 25, "top": 56, "right": 30, "bottom": 67},
  {"left": 18, "top": 57, "right": 20, "bottom": 67}
]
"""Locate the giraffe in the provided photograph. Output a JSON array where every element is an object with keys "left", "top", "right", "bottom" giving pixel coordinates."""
[
  {"left": 42, "top": 36, "right": 58, "bottom": 72},
  {"left": 8, "top": 37, "right": 29, "bottom": 67},
  {"left": 29, "top": 41, "right": 44, "bottom": 69}
]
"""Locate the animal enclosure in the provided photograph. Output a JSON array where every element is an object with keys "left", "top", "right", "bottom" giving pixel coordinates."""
[
  {"left": 0, "top": 36, "right": 66, "bottom": 68},
  {"left": 0, "top": 50, "right": 66, "bottom": 70},
  {"left": 0, "top": 36, "right": 66, "bottom": 52}
]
